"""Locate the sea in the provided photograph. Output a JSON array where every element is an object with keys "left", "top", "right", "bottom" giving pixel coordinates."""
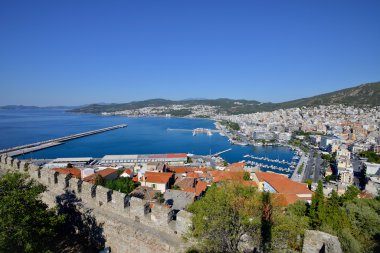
[{"left": 0, "top": 109, "right": 296, "bottom": 175}]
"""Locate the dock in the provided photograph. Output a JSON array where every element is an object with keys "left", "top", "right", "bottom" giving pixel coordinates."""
[{"left": 0, "top": 124, "right": 128, "bottom": 157}]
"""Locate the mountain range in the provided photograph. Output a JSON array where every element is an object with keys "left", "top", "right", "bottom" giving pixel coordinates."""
[{"left": 71, "top": 81, "right": 380, "bottom": 115}]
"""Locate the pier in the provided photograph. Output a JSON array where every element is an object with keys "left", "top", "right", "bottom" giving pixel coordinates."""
[
  {"left": 0, "top": 124, "right": 128, "bottom": 157},
  {"left": 168, "top": 128, "right": 221, "bottom": 137}
]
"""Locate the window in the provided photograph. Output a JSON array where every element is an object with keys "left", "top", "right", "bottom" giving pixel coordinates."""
[{"left": 152, "top": 184, "right": 156, "bottom": 188}]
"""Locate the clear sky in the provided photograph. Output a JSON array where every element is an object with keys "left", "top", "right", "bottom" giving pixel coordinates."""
[{"left": 1, "top": 0, "right": 379, "bottom": 106}]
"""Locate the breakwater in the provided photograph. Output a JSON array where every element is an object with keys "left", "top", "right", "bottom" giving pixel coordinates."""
[{"left": 0, "top": 124, "right": 128, "bottom": 157}]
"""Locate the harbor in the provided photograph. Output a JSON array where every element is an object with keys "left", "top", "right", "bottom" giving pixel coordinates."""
[{"left": 0, "top": 124, "right": 128, "bottom": 157}]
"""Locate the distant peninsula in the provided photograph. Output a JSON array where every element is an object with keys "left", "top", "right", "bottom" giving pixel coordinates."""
[{"left": 70, "top": 81, "right": 380, "bottom": 117}]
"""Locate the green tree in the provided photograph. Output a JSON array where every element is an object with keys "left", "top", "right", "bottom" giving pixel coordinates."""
[
  {"left": 104, "top": 177, "right": 136, "bottom": 194},
  {"left": 243, "top": 172, "right": 250, "bottom": 181},
  {"left": 0, "top": 172, "right": 65, "bottom": 252},
  {"left": 187, "top": 182, "right": 262, "bottom": 252},
  {"left": 261, "top": 191, "right": 273, "bottom": 252},
  {"left": 305, "top": 179, "right": 312, "bottom": 190},
  {"left": 309, "top": 180, "right": 325, "bottom": 229},
  {"left": 339, "top": 185, "right": 360, "bottom": 203}
]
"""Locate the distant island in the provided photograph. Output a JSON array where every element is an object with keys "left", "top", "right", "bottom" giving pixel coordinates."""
[{"left": 70, "top": 81, "right": 380, "bottom": 117}]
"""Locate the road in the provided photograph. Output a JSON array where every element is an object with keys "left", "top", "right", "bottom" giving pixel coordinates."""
[{"left": 302, "top": 149, "right": 324, "bottom": 183}]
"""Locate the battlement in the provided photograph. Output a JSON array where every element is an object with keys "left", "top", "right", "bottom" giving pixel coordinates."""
[{"left": 0, "top": 155, "right": 192, "bottom": 252}]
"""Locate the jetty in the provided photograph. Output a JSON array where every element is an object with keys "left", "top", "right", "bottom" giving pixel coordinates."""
[{"left": 0, "top": 124, "right": 128, "bottom": 157}]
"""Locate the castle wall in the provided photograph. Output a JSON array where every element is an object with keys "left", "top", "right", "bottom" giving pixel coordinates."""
[{"left": 0, "top": 155, "right": 191, "bottom": 253}]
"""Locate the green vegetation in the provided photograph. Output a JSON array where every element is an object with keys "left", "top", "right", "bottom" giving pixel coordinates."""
[
  {"left": 187, "top": 182, "right": 308, "bottom": 252},
  {"left": 297, "top": 163, "right": 304, "bottom": 174},
  {"left": 290, "top": 182, "right": 380, "bottom": 253},
  {"left": 325, "top": 174, "right": 338, "bottom": 182},
  {"left": 0, "top": 172, "right": 65, "bottom": 252},
  {"left": 187, "top": 180, "right": 380, "bottom": 253},
  {"left": 360, "top": 151, "right": 380, "bottom": 164},
  {"left": 220, "top": 120, "right": 240, "bottom": 131},
  {"left": 155, "top": 192, "right": 165, "bottom": 203},
  {"left": 305, "top": 179, "right": 312, "bottom": 190},
  {"left": 243, "top": 172, "right": 251, "bottom": 180},
  {"left": 104, "top": 177, "right": 137, "bottom": 194},
  {"left": 171, "top": 185, "right": 181, "bottom": 190}
]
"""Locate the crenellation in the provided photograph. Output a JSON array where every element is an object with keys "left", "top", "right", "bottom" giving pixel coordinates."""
[
  {"left": 11, "top": 158, "right": 20, "bottom": 168},
  {"left": 0, "top": 159, "right": 189, "bottom": 252},
  {"left": 175, "top": 210, "right": 193, "bottom": 236},
  {"left": 0, "top": 155, "right": 7, "bottom": 164},
  {"left": 129, "top": 197, "right": 148, "bottom": 220},
  {"left": 19, "top": 160, "right": 28, "bottom": 170},
  {"left": 150, "top": 204, "right": 172, "bottom": 227},
  {"left": 67, "top": 177, "right": 80, "bottom": 194},
  {"left": 79, "top": 181, "right": 98, "bottom": 205},
  {"left": 96, "top": 186, "right": 112, "bottom": 207},
  {"left": 109, "top": 190, "right": 129, "bottom": 210},
  {"left": 6, "top": 156, "right": 13, "bottom": 166}
]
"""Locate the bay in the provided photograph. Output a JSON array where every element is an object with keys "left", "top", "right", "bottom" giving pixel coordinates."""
[{"left": 0, "top": 109, "right": 295, "bottom": 175}]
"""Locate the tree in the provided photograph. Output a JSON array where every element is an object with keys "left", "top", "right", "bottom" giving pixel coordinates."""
[
  {"left": 261, "top": 191, "right": 273, "bottom": 252},
  {"left": 104, "top": 177, "right": 136, "bottom": 194},
  {"left": 243, "top": 172, "right": 250, "bottom": 181},
  {"left": 187, "top": 182, "right": 262, "bottom": 252},
  {"left": 305, "top": 179, "right": 312, "bottom": 190},
  {"left": 0, "top": 172, "right": 65, "bottom": 252},
  {"left": 339, "top": 185, "right": 360, "bottom": 203},
  {"left": 309, "top": 180, "right": 325, "bottom": 229}
]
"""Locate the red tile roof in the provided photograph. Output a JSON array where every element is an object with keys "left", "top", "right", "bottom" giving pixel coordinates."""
[
  {"left": 53, "top": 168, "right": 81, "bottom": 179},
  {"left": 83, "top": 168, "right": 118, "bottom": 182},
  {"left": 228, "top": 162, "right": 246, "bottom": 172},
  {"left": 144, "top": 172, "right": 173, "bottom": 184},
  {"left": 210, "top": 170, "right": 245, "bottom": 183},
  {"left": 195, "top": 181, "right": 207, "bottom": 196},
  {"left": 169, "top": 167, "right": 211, "bottom": 174},
  {"left": 255, "top": 172, "right": 312, "bottom": 195}
]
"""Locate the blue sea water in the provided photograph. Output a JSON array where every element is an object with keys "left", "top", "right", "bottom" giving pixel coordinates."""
[{"left": 0, "top": 109, "right": 295, "bottom": 175}]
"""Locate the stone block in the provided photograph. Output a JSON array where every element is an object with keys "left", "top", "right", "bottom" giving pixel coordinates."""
[
  {"left": 129, "top": 197, "right": 147, "bottom": 219},
  {"left": 110, "top": 191, "right": 128, "bottom": 210},
  {"left": 39, "top": 168, "right": 52, "bottom": 185},
  {"left": 81, "top": 181, "right": 96, "bottom": 202},
  {"left": 68, "top": 177, "right": 80, "bottom": 193},
  {"left": 11, "top": 158, "right": 19, "bottom": 168},
  {"left": 6, "top": 156, "right": 13, "bottom": 166},
  {"left": 175, "top": 210, "right": 193, "bottom": 236},
  {"left": 0, "top": 155, "right": 7, "bottom": 164},
  {"left": 19, "top": 161, "right": 28, "bottom": 170},
  {"left": 96, "top": 186, "right": 112, "bottom": 207},
  {"left": 151, "top": 204, "right": 171, "bottom": 226},
  {"left": 302, "top": 230, "right": 342, "bottom": 253}
]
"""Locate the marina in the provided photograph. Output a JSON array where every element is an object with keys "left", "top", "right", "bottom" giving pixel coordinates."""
[{"left": 243, "top": 154, "right": 297, "bottom": 166}]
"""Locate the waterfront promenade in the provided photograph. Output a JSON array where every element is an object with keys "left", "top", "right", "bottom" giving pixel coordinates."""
[
  {"left": 0, "top": 124, "right": 128, "bottom": 157},
  {"left": 291, "top": 154, "right": 308, "bottom": 182}
]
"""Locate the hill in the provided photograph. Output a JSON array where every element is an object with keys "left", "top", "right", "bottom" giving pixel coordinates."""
[{"left": 70, "top": 81, "right": 380, "bottom": 115}]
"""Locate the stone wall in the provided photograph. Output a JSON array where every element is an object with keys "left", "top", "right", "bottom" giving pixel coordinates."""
[{"left": 0, "top": 155, "right": 191, "bottom": 253}]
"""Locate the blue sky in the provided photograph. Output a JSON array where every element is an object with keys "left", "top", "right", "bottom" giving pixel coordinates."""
[{"left": 1, "top": 0, "right": 379, "bottom": 106}]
